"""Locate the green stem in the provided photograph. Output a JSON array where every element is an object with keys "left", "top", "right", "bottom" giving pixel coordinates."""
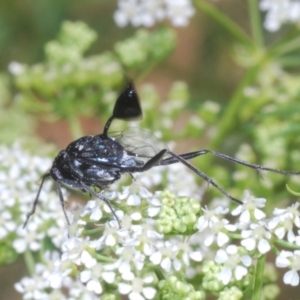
[
  {"left": 94, "top": 253, "right": 115, "bottom": 263},
  {"left": 84, "top": 227, "right": 105, "bottom": 235},
  {"left": 210, "top": 65, "right": 260, "bottom": 150},
  {"left": 23, "top": 249, "right": 36, "bottom": 276},
  {"left": 252, "top": 254, "right": 266, "bottom": 300},
  {"left": 193, "top": 0, "right": 252, "bottom": 46},
  {"left": 275, "top": 238, "right": 300, "bottom": 250},
  {"left": 247, "top": 0, "right": 264, "bottom": 47},
  {"left": 271, "top": 35, "right": 300, "bottom": 57}
]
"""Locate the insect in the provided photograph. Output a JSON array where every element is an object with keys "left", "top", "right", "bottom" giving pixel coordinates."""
[{"left": 23, "top": 81, "right": 300, "bottom": 228}]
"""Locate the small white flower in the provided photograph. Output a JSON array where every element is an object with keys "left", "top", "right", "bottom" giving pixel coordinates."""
[
  {"left": 114, "top": 0, "right": 195, "bottom": 28},
  {"left": 80, "top": 263, "right": 116, "bottom": 294},
  {"left": 268, "top": 203, "right": 300, "bottom": 243},
  {"left": 0, "top": 211, "right": 16, "bottom": 239},
  {"left": 196, "top": 206, "right": 235, "bottom": 247},
  {"left": 215, "top": 245, "right": 252, "bottom": 285},
  {"left": 15, "top": 276, "right": 48, "bottom": 299},
  {"left": 241, "top": 223, "right": 271, "bottom": 254},
  {"left": 61, "top": 237, "right": 97, "bottom": 267},
  {"left": 97, "top": 221, "right": 120, "bottom": 247},
  {"left": 81, "top": 200, "right": 103, "bottom": 221},
  {"left": 116, "top": 246, "right": 146, "bottom": 273},
  {"left": 276, "top": 250, "right": 300, "bottom": 286},
  {"left": 232, "top": 190, "right": 266, "bottom": 223},
  {"left": 119, "top": 182, "right": 153, "bottom": 206},
  {"left": 165, "top": 0, "right": 195, "bottom": 27},
  {"left": 118, "top": 275, "right": 156, "bottom": 299},
  {"left": 176, "top": 238, "right": 202, "bottom": 269},
  {"left": 13, "top": 223, "right": 45, "bottom": 253},
  {"left": 114, "top": 0, "right": 142, "bottom": 27},
  {"left": 138, "top": 0, "right": 166, "bottom": 27},
  {"left": 8, "top": 61, "right": 25, "bottom": 75},
  {"left": 149, "top": 240, "right": 179, "bottom": 272},
  {"left": 260, "top": 0, "right": 300, "bottom": 31},
  {"left": 131, "top": 223, "right": 164, "bottom": 256}
]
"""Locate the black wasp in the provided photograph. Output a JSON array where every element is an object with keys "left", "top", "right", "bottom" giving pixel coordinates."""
[{"left": 24, "top": 81, "right": 300, "bottom": 228}]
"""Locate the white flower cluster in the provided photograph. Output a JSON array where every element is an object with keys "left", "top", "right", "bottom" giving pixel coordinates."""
[
  {"left": 0, "top": 143, "right": 69, "bottom": 254},
  {"left": 260, "top": 0, "right": 300, "bottom": 31},
  {"left": 114, "top": 0, "right": 195, "bottom": 27},
  {"left": 194, "top": 191, "right": 300, "bottom": 286},
  {"left": 15, "top": 188, "right": 203, "bottom": 299},
  {"left": 4, "top": 142, "right": 300, "bottom": 297}
]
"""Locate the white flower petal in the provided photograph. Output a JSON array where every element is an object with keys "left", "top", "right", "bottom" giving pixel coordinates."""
[
  {"left": 90, "top": 206, "right": 103, "bottom": 221},
  {"left": 87, "top": 279, "right": 102, "bottom": 294},
  {"left": 254, "top": 208, "right": 266, "bottom": 220},
  {"left": 235, "top": 265, "right": 247, "bottom": 280},
  {"left": 204, "top": 234, "right": 214, "bottom": 247},
  {"left": 189, "top": 251, "right": 202, "bottom": 262},
  {"left": 276, "top": 254, "right": 291, "bottom": 268},
  {"left": 284, "top": 270, "right": 300, "bottom": 286},
  {"left": 215, "top": 249, "right": 228, "bottom": 264},
  {"left": 241, "top": 255, "right": 252, "bottom": 267},
  {"left": 241, "top": 238, "right": 256, "bottom": 251},
  {"left": 258, "top": 239, "right": 271, "bottom": 254},
  {"left": 129, "top": 292, "right": 144, "bottom": 300},
  {"left": 105, "top": 234, "right": 116, "bottom": 246},
  {"left": 119, "top": 282, "right": 132, "bottom": 294},
  {"left": 218, "top": 267, "right": 232, "bottom": 285},
  {"left": 217, "top": 232, "right": 229, "bottom": 247},
  {"left": 142, "top": 287, "right": 157, "bottom": 299},
  {"left": 150, "top": 251, "right": 162, "bottom": 265},
  {"left": 161, "top": 257, "right": 171, "bottom": 272},
  {"left": 102, "top": 271, "right": 116, "bottom": 284},
  {"left": 131, "top": 212, "right": 142, "bottom": 220},
  {"left": 148, "top": 207, "right": 161, "bottom": 217},
  {"left": 80, "top": 270, "right": 92, "bottom": 283}
]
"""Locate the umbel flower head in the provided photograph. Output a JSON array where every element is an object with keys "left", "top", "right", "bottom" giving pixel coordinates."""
[
  {"left": 2, "top": 143, "right": 300, "bottom": 298},
  {"left": 114, "top": 0, "right": 195, "bottom": 28}
]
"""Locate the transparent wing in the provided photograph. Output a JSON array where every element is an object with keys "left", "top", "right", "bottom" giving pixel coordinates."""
[{"left": 110, "top": 127, "right": 168, "bottom": 159}]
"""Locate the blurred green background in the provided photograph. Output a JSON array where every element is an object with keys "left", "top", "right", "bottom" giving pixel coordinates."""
[{"left": 1, "top": 0, "right": 300, "bottom": 299}]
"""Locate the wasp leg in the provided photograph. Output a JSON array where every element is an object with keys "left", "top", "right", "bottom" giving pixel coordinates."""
[
  {"left": 138, "top": 149, "right": 243, "bottom": 205},
  {"left": 158, "top": 149, "right": 300, "bottom": 175},
  {"left": 23, "top": 173, "right": 51, "bottom": 228},
  {"left": 79, "top": 182, "right": 121, "bottom": 228}
]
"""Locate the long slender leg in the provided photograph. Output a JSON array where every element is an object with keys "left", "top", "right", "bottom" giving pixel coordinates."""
[
  {"left": 158, "top": 149, "right": 300, "bottom": 175},
  {"left": 79, "top": 182, "right": 121, "bottom": 228},
  {"left": 23, "top": 173, "right": 51, "bottom": 228},
  {"left": 139, "top": 149, "right": 243, "bottom": 204},
  {"left": 52, "top": 178, "right": 117, "bottom": 226},
  {"left": 56, "top": 182, "right": 71, "bottom": 225}
]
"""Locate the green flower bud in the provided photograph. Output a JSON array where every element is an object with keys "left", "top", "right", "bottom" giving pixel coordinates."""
[{"left": 218, "top": 286, "right": 243, "bottom": 300}]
